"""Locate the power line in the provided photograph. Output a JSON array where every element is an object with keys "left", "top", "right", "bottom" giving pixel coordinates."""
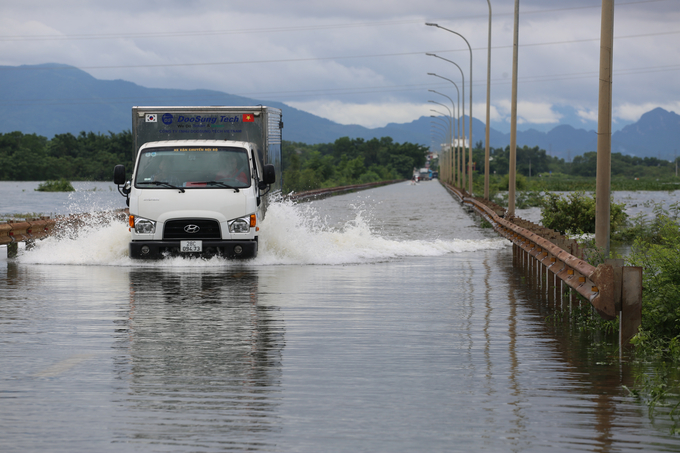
[
  {"left": 2, "top": 27, "right": 678, "bottom": 73},
  {"left": 0, "top": 19, "right": 422, "bottom": 42},
  {"left": 0, "top": 0, "right": 668, "bottom": 42}
]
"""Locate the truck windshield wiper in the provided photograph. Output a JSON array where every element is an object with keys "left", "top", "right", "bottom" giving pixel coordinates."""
[
  {"left": 138, "top": 181, "right": 185, "bottom": 193},
  {"left": 204, "top": 181, "right": 240, "bottom": 192}
]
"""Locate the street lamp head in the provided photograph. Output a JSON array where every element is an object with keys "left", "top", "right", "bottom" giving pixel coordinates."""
[
  {"left": 425, "top": 23, "right": 438, "bottom": 27},
  {"left": 425, "top": 53, "right": 436, "bottom": 57},
  {"left": 427, "top": 72, "right": 435, "bottom": 76}
]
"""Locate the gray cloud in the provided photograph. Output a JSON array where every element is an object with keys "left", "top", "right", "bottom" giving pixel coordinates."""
[{"left": 1, "top": 0, "right": 678, "bottom": 130}]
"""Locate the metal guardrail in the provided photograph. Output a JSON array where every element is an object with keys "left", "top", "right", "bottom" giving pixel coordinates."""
[
  {"left": 443, "top": 181, "right": 642, "bottom": 348},
  {"left": 1, "top": 217, "right": 57, "bottom": 257},
  {"left": 1, "top": 210, "right": 128, "bottom": 258}
]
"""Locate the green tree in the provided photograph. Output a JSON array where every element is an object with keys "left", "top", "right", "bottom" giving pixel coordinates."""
[{"left": 540, "top": 191, "right": 628, "bottom": 234}]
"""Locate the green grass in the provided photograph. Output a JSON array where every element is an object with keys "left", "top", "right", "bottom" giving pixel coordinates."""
[
  {"left": 0, "top": 212, "right": 49, "bottom": 222},
  {"left": 466, "top": 173, "right": 680, "bottom": 195},
  {"left": 35, "top": 179, "right": 75, "bottom": 192}
]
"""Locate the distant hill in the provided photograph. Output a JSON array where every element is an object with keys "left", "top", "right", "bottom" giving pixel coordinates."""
[
  {"left": 612, "top": 108, "right": 680, "bottom": 159},
  {"left": 1, "top": 64, "right": 678, "bottom": 160}
]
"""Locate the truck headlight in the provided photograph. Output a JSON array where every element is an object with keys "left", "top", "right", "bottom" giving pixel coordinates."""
[
  {"left": 228, "top": 215, "right": 255, "bottom": 233},
  {"left": 134, "top": 217, "right": 156, "bottom": 234}
]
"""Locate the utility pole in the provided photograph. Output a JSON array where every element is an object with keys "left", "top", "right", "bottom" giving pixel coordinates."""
[
  {"left": 507, "top": 0, "right": 520, "bottom": 217},
  {"left": 595, "top": 0, "right": 614, "bottom": 257},
  {"left": 484, "top": 0, "right": 492, "bottom": 200}
]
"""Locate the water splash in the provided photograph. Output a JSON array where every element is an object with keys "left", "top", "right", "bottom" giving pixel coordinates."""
[
  {"left": 257, "top": 197, "right": 508, "bottom": 265},
  {"left": 15, "top": 198, "right": 509, "bottom": 266}
]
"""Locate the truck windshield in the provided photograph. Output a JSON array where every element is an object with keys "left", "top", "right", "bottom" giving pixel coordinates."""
[{"left": 135, "top": 147, "right": 251, "bottom": 189}]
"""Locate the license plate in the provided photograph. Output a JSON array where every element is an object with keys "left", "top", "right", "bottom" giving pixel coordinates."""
[{"left": 180, "top": 240, "right": 202, "bottom": 253}]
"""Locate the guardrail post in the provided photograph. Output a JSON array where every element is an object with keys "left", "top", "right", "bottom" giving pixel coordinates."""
[
  {"left": 570, "top": 272, "right": 579, "bottom": 309},
  {"left": 605, "top": 258, "right": 624, "bottom": 313},
  {"left": 620, "top": 266, "right": 642, "bottom": 348},
  {"left": 557, "top": 277, "right": 565, "bottom": 314},
  {"left": 7, "top": 242, "right": 18, "bottom": 258},
  {"left": 547, "top": 259, "right": 555, "bottom": 306},
  {"left": 541, "top": 257, "right": 547, "bottom": 296},
  {"left": 535, "top": 254, "right": 541, "bottom": 292}
]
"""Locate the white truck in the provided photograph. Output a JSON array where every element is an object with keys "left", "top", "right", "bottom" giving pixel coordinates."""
[{"left": 114, "top": 106, "right": 282, "bottom": 259}]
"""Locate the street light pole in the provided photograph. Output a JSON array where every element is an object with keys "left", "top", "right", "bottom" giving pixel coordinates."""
[
  {"left": 428, "top": 88, "right": 457, "bottom": 186},
  {"left": 430, "top": 110, "right": 451, "bottom": 151},
  {"left": 508, "top": 0, "right": 520, "bottom": 217},
  {"left": 429, "top": 100, "right": 453, "bottom": 156},
  {"left": 430, "top": 123, "right": 448, "bottom": 181},
  {"left": 430, "top": 110, "right": 453, "bottom": 146},
  {"left": 431, "top": 121, "right": 449, "bottom": 180},
  {"left": 426, "top": 23, "right": 473, "bottom": 195},
  {"left": 484, "top": 0, "right": 493, "bottom": 200},
  {"left": 430, "top": 111, "right": 451, "bottom": 155},
  {"left": 426, "top": 53, "right": 466, "bottom": 189},
  {"left": 430, "top": 131, "right": 447, "bottom": 180},
  {"left": 428, "top": 73, "right": 460, "bottom": 188}
]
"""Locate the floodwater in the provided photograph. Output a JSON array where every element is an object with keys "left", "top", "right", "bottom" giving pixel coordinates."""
[
  {"left": 1, "top": 181, "right": 680, "bottom": 452},
  {"left": 0, "top": 181, "right": 122, "bottom": 217}
]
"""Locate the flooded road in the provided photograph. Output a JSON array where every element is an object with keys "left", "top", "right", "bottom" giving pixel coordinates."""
[{"left": 2, "top": 181, "right": 680, "bottom": 451}]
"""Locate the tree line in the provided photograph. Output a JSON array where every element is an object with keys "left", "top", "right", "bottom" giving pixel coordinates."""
[
  {"left": 1, "top": 131, "right": 678, "bottom": 190},
  {"left": 282, "top": 137, "right": 428, "bottom": 192},
  {"left": 0, "top": 131, "right": 429, "bottom": 193},
  {"left": 466, "top": 142, "right": 678, "bottom": 179},
  {"left": 0, "top": 130, "right": 131, "bottom": 181}
]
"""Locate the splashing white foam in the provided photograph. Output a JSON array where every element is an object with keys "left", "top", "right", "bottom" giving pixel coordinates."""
[
  {"left": 256, "top": 197, "right": 508, "bottom": 265},
  {"left": 16, "top": 214, "right": 132, "bottom": 266},
  {"left": 15, "top": 198, "right": 509, "bottom": 266}
]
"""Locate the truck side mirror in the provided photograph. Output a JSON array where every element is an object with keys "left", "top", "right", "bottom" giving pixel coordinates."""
[
  {"left": 114, "top": 165, "right": 126, "bottom": 185},
  {"left": 262, "top": 164, "right": 276, "bottom": 185}
]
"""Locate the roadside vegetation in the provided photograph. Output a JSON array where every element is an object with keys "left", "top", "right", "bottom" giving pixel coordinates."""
[
  {"left": 510, "top": 189, "right": 680, "bottom": 426},
  {"left": 623, "top": 203, "right": 680, "bottom": 432},
  {"left": 35, "top": 179, "right": 75, "bottom": 192},
  {"left": 460, "top": 141, "right": 680, "bottom": 200},
  {"left": 282, "top": 137, "right": 427, "bottom": 193},
  {"left": 0, "top": 130, "right": 132, "bottom": 181}
]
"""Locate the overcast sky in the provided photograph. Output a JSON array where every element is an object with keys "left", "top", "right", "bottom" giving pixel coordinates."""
[{"left": 1, "top": 0, "right": 678, "bottom": 131}]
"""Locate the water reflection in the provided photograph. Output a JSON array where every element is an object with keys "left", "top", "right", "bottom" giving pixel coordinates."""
[
  {"left": 113, "top": 267, "right": 284, "bottom": 450},
  {"left": 505, "top": 257, "right": 527, "bottom": 452},
  {"left": 494, "top": 251, "right": 650, "bottom": 452},
  {"left": 1, "top": 262, "right": 53, "bottom": 335}
]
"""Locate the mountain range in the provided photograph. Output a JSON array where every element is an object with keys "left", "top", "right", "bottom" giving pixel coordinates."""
[{"left": 1, "top": 64, "right": 678, "bottom": 161}]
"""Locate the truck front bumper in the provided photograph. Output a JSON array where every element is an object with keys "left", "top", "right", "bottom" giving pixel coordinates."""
[{"left": 129, "top": 240, "right": 257, "bottom": 260}]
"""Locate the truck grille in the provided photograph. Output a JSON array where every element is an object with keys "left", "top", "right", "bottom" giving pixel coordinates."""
[{"left": 163, "top": 219, "right": 222, "bottom": 240}]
